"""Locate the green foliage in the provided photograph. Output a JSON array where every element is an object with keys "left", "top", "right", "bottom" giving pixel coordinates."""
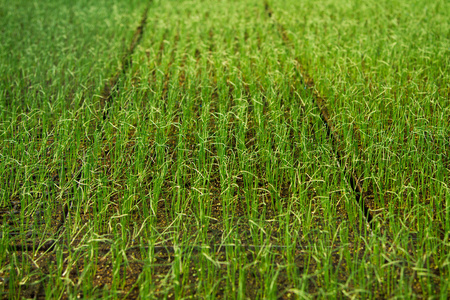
[{"left": 0, "top": 0, "right": 448, "bottom": 298}]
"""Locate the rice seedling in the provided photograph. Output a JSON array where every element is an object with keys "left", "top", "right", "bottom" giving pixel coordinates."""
[{"left": 1, "top": 0, "right": 448, "bottom": 298}]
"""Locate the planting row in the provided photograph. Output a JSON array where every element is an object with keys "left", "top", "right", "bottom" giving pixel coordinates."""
[{"left": 269, "top": 0, "right": 449, "bottom": 239}]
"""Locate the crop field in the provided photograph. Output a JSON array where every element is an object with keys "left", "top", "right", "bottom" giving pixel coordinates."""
[{"left": 0, "top": 0, "right": 449, "bottom": 298}]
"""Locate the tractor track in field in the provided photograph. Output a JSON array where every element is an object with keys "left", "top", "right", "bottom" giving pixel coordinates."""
[
  {"left": 263, "top": 1, "right": 374, "bottom": 231},
  {"left": 4, "top": 2, "right": 153, "bottom": 255},
  {"left": 65, "top": 0, "right": 153, "bottom": 243},
  {"left": 100, "top": 1, "right": 152, "bottom": 121}
]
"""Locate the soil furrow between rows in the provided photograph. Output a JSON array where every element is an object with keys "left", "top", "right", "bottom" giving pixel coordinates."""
[
  {"left": 263, "top": 0, "right": 374, "bottom": 230},
  {"left": 100, "top": 1, "right": 152, "bottom": 121}
]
